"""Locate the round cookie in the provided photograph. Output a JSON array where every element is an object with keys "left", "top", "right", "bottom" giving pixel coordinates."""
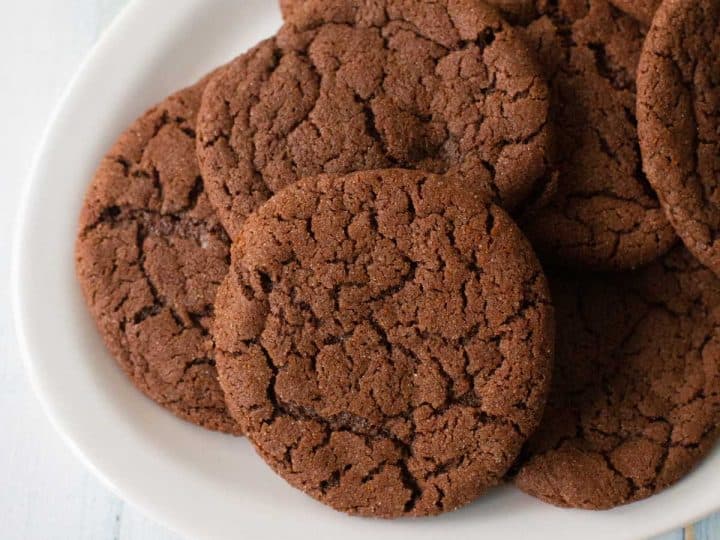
[
  {"left": 637, "top": 0, "right": 720, "bottom": 278},
  {"left": 515, "top": 247, "right": 720, "bottom": 509},
  {"left": 76, "top": 78, "right": 241, "bottom": 435},
  {"left": 198, "top": 0, "right": 555, "bottom": 239},
  {"left": 608, "top": 0, "right": 661, "bottom": 25},
  {"left": 518, "top": 0, "right": 676, "bottom": 270},
  {"left": 215, "top": 169, "right": 554, "bottom": 517}
]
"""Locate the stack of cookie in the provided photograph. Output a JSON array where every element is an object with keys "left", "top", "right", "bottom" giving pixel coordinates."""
[{"left": 75, "top": 0, "right": 720, "bottom": 517}]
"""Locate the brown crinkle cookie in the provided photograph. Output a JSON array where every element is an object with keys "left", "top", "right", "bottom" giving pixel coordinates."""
[
  {"left": 215, "top": 169, "right": 554, "bottom": 517},
  {"left": 637, "top": 0, "right": 720, "bottom": 278},
  {"left": 280, "top": 0, "right": 539, "bottom": 25},
  {"left": 518, "top": 0, "right": 675, "bottom": 270},
  {"left": 75, "top": 79, "right": 241, "bottom": 435},
  {"left": 515, "top": 247, "right": 720, "bottom": 509},
  {"left": 279, "top": 0, "right": 302, "bottom": 19},
  {"left": 608, "top": 0, "right": 660, "bottom": 25},
  {"left": 198, "top": 0, "right": 555, "bottom": 239}
]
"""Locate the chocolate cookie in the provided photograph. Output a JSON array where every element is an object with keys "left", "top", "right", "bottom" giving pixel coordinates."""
[
  {"left": 215, "top": 169, "right": 554, "bottom": 517},
  {"left": 198, "top": 0, "right": 555, "bottom": 239},
  {"left": 637, "top": 0, "right": 720, "bottom": 278},
  {"left": 279, "top": 0, "right": 301, "bottom": 19},
  {"left": 76, "top": 78, "right": 241, "bottom": 434},
  {"left": 608, "top": 0, "right": 660, "bottom": 25},
  {"left": 280, "top": 0, "right": 539, "bottom": 25},
  {"left": 515, "top": 247, "right": 720, "bottom": 509},
  {"left": 518, "top": 0, "right": 675, "bottom": 270}
]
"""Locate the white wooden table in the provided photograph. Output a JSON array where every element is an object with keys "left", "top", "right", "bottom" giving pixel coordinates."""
[{"left": 0, "top": 1, "right": 715, "bottom": 539}]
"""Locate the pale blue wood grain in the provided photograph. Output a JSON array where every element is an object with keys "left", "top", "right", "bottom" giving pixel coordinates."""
[{"left": 695, "top": 515, "right": 720, "bottom": 540}]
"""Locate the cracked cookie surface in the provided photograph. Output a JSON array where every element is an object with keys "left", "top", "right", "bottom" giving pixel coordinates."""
[
  {"left": 215, "top": 169, "right": 554, "bottom": 517},
  {"left": 515, "top": 246, "right": 720, "bottom": 509},
  {"left": 279, "top": 0, "right": 302, "bottom": 19},
  {"left": 517, "top": 0, "right": 675, "bottom": 270},
  {"left": 637, "top": 0, "right": 720, "bottom": 278},
  {"left": 608, "top": 0, "right": 660, "bottom": 25},
  {"left": 280, "top": 0, "right": 539, "bottom": 25},
  {"left": 75, "top": 78, "right": 241, "bottom": 434},
  {"left": 197, "top": 0, "right": 554, "bottom": 239}
]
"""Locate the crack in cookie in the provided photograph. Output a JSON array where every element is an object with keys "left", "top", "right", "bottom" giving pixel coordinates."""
[{"left": 608, "top": 0, "right": 660, "bottom": 25}]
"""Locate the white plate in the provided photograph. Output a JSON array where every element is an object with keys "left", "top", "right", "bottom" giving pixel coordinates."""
[{"left": 12, "top": 0, "right": 720, "bottom": 538}]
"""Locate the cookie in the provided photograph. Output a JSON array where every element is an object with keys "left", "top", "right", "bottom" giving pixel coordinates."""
[
  {"left": 198, "top": 0, "right": 555, "bottom": 239},
  {"left": 515, "top": 247, "right": 720, "bottom": 509},
  {"left": 280, "top": 0, "right": 539, "bottom": 25},
  {"left": 75, "top": 78, "right": 241, "bottom": 435},
  {"left": 608, "top": 0, "right": 660, "bottom": 25},
  {"left": 637, "top": 0, "right": 720, "bottom": 278},
  {"left": 518, "top": 0, "right": 676, "bottom": 270},
  {"left": 279, "top": 0, "right": 301, "bottom": 19},
  {"left": 215, "top": 169, "right": 554, "bottom": 517}
]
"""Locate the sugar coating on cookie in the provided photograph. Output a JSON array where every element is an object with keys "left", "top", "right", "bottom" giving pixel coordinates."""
[
  {"left": 197, "top": 0, "right": 555, "bottom": 239},
  {"left": 214, "top": 169, "right": 554, "bottom": 517},
  {"left": 75, "top": 80, "right": 241, "bottom": 434},
  {"left": 637, "top": 0, "right": 720, "bottom": 278},
  {"left": 519, "top": 0, "right": 675, "bottom": 270},
  {"left": 515, "top": 247, "right": 720, "bottom": 509},
  {"left": 608, "top": 0, "right": 661, "bottom": 25}
]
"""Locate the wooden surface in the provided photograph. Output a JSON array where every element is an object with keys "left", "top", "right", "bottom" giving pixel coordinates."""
[{"left": 0, "top": 1, "right": 717, "bottom": 539}]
